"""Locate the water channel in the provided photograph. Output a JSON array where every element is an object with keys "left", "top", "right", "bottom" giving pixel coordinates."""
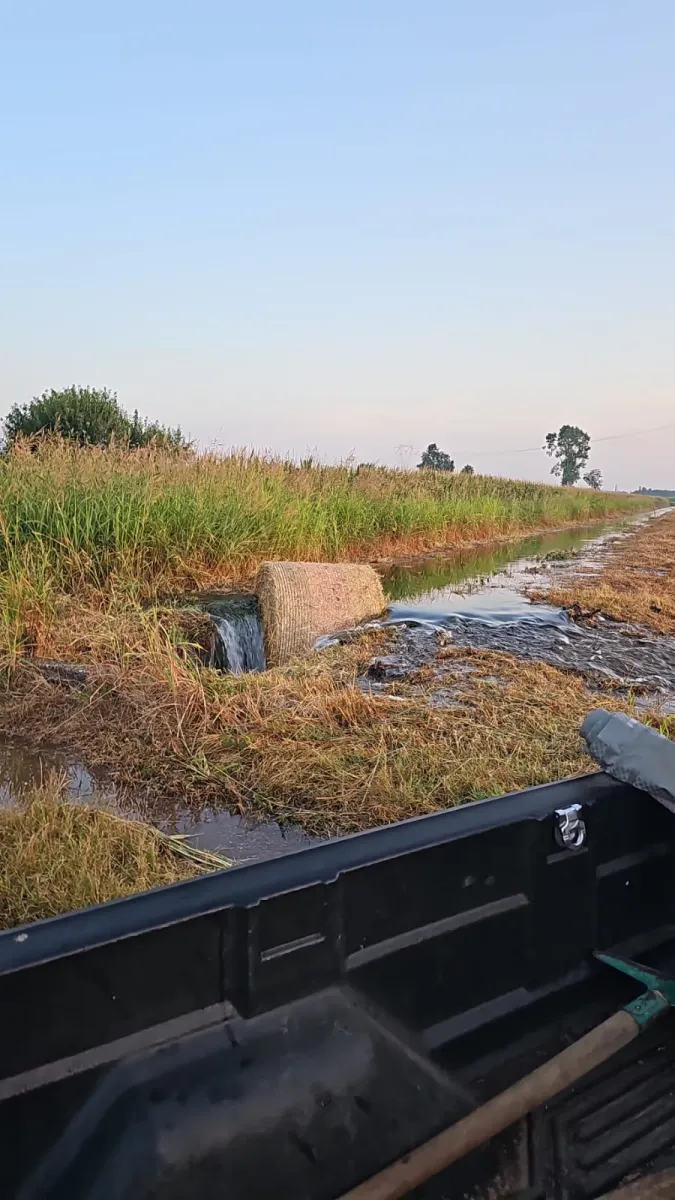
[
  {"left": 375, "top": 514, "right": 675, "bottom": 703},
  {"left": 383, "top": 521, "right": 618, "bottom": 617},
  {"left": 3, "top": 513, "right": 670, "bottom": 862}
]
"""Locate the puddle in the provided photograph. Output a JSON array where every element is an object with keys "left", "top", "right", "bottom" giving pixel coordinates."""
[
  {"left": 0, "top": 738, "right": 318, "bottom": 863},
  {"left": 146, "top": 802, "right": 317, "bottom": 862},
  {"left": 0, "top": 740, "right": 113, "bottom": 807}
]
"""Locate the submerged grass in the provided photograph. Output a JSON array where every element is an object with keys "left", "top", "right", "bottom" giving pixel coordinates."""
[
  {"left": 1, "top": 518, "right": 672, "bottom": 930},
  {"left": 540, "top": 511, "right": 675, "bottom": 635},
  {"left": 0, "top": 772, "right": 218, "bottom": 931},
  {"left": 0, "top": 440, "right": 650, "bottom": 663},
  {"left": 1, "top": 623, "right": 670, "bottom": 841}
]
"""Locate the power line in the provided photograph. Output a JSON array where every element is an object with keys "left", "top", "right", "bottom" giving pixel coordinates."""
[
  {"left": 589, "top": 421, "right": 675, "bottom": 444},
  {"left": 452, "top": 421, "right": 675, "bottom": 459}
]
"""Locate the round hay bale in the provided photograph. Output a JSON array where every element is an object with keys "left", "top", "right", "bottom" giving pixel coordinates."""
[{"left": 255, "top": 562, "right": 386, "bottom": 666}]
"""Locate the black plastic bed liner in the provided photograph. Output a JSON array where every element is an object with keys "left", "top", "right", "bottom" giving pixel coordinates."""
[{"left": 2, "top": 771, "right": 675, "bottom": 1198}]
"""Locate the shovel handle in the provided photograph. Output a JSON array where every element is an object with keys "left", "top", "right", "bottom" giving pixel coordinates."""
[
  {"left": 341, "top": 1009, "right": 639, "bottom": 1200},
  {"left": 601, "top": 1169, "right": 675, "bottom": 1198}
]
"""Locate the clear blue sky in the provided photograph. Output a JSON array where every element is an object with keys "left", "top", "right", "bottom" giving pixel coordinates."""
[{"left": 1, "top": 1, "right": 674, "bottom": 488}]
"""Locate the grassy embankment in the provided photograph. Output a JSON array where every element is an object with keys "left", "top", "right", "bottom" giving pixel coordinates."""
[
  {"left": 0, "top": 439, "right": 650, "bottom": 661},
  {"left": 541, "top": 510, "right": 675, "bottom": 635},
  {"left": 0, "top": 441, "right": 658, "bottom": 928}
]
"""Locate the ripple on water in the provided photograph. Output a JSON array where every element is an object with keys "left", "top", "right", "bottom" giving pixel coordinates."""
[{"left": 368, "top": 513, "right": 675, "bottom": 710}]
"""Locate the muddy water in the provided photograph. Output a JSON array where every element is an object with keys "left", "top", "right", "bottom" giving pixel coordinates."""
[
  {"left": 0, "top": 740, "right": 112, "bottom": 806},
  {"left": 0, "top": 738, "right": 316, "bottom": 862},
  {"left": 145, "top": 801, "right": 316, "bottom": 861}
]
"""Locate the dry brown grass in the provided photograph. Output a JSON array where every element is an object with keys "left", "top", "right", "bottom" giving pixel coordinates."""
[
  {"left": 0, "top": 772, "right": 207, "bottom": 930},
  {"left": 1, "top": 622, "right": 670, "bottom": 839},
  {"left": 4, "top": 592, "right": 214, "bottom": 667},
  {"left": 540, "top": 511, "right": 675, "bottom": 635}
]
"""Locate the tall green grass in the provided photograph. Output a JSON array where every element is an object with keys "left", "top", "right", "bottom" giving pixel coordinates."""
[
  {"left": 0, "top": 439, "right": 651, "bottom": 585},
  {"left": 0, "top": 439, "right": 652, "bottom": 659}
]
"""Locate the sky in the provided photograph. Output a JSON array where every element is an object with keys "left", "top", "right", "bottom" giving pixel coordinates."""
[{"left": 1, "top": 1, "right": 674, "bottom": 489}]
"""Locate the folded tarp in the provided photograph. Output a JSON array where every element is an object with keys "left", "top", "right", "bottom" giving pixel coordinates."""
[{"left": 582, "top": 708, "right": 675, "bottom": 815}]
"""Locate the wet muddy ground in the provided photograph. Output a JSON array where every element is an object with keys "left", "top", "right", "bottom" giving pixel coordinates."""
[
  {"left": 0, "top": 739, "right": 316, "bottom": 861},
  {"left": 369, "top": 513, "right": 675, "bottom": 708},
  {"left": 358, "top": 615, "right": 675, "bottom": 712},
  {"left": 2, "top": 512, "right": 670, "bottom": 861}
]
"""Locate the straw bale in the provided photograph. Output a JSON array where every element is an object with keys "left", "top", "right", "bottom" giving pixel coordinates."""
[{"left": 256, "top": 561, "right": 386, "bottom": 666}]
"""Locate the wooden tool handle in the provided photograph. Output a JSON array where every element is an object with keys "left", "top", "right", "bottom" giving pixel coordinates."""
[
  {"left": 601, "top": 1169, "right": 675, "bottom": 1198},
  {"left": 341, "top": 1009, "right": 639, "bottom": 1200}
]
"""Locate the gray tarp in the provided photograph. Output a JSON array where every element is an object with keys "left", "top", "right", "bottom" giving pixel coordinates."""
[{"left": 581, "top": 709, "right": 675, "bottom": 815}]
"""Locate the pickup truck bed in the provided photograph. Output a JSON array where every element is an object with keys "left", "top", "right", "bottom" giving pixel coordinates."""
[{"left": 2, "top": 772, "right": 675, "bottom": 1198}]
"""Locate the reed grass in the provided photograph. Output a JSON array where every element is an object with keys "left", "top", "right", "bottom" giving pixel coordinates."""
[
  {"left": 0, "top": 440, "right": 650, "bottom": 662},
  {"left": 0, "top": 441, "right": 648, "bottom": 582}
]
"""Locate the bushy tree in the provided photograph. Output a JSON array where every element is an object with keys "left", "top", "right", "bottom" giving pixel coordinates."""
[
  {"left": 3, "top": 386, "right": 189, "bottom": 450},
  {"left": 460, "top": 463, "right": 474, "bottom": 475},
  {"left": 544, "top": 425, "right": 591, "bottom": 486},
  {"left": 583, "top": 468, "right": 603, "bottom": 490},
  {"left": 418, "top": 443, "right": 454, "bottom": 472}
]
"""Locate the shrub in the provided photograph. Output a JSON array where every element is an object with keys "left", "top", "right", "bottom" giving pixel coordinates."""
[{"left": 3, "top": 386, "right": 189, "bottom": 450}]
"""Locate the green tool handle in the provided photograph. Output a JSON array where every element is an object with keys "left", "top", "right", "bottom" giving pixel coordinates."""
[{"left": 340, "top": 1009, "right": 640, "bottom": 1200}]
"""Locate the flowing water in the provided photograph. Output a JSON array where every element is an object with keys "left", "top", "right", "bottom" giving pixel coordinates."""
[
  {"left": 198, "top": 523, "right": 631, "bottom": 675},
  {"left": 203, "top": 594, "right": 266, "bottom": 673},
  {"left": 372, "top": 513, "right": 675, "bottom": 707},
  {"left": 2, "top": 513, "right": 669, "bottom": 865}
]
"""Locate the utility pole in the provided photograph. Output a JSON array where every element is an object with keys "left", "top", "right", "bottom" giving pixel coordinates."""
[{"left": 395, "top": 444, "right": 415, "bottom": 471}]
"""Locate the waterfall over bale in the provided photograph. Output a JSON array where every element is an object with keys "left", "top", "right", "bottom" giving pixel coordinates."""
[{"left": 255, "top": 562, "right": 386, "bottom": 666}]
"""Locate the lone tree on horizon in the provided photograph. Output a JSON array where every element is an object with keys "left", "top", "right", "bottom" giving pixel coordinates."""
[
  {"left": 418, "top": 443, "right": 454, "bottom": 472},
  {"left": 544, "top": 425, "right": 591, "bottom": 486}
]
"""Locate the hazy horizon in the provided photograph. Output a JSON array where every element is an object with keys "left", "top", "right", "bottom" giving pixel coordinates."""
[{"left": 2, "top": 2, "right": 674, "bottom": 491}]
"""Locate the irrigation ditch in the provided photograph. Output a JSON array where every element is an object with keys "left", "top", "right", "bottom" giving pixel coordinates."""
[{"left": 3, "top": 509, "right": 673, "bottom": 870}]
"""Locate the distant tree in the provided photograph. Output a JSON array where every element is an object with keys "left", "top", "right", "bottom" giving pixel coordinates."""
[
  {"left": 544, "top": 425, "right": 591, "bottom": 486},
  {"left": 418, "top": 443, "right": 454, "bottom": 472},
  {"left": 3, "top": 386, "right": 189, "bottom": 450},
  {"left": 460, "top": 464, "right": 474, "bottom": 475},
  {"left": 583, "top": 468, "right": 603, "bottom": 490},
  {"left": 634, "top": 487, "right": 675, "bottom": 498}
]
